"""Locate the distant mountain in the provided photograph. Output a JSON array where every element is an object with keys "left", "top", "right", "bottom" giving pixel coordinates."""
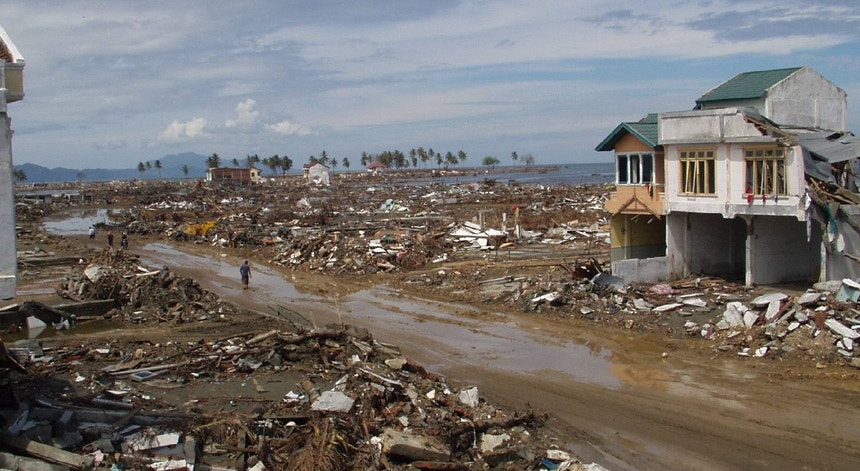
[{"left": 13, "top": 152, "right": 212, "bottom": 183}]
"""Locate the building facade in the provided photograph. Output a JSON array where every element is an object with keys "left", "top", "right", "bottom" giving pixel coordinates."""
[
  {"left": 0, "top": 26, "right": 24, "bottom": 299},
  {"left": 598, "top": 67, "right": 852, "bottom": 285}
]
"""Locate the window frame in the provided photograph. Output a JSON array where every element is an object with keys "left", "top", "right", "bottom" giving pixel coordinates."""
[
  {"left": 744, "top": 147, "right": 787, "bottom": 196},
  {"left": 615, "top": 153, "right": 654, "bottom": 185},
  {"left": 679, "top": 149, "right": 716, "bottom": 195}
]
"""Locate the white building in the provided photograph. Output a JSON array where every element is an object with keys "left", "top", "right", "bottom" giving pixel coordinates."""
[
  {"left": 0, "top": 25, "right": 25, "bottom": 299},
  {"left": 599, "top": 67, "right": 859, "bottom": 285}
]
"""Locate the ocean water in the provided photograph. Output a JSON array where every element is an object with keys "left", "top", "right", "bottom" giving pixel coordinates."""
[{"left": 407, "top": 162, "right": 615, "bottom": 187}]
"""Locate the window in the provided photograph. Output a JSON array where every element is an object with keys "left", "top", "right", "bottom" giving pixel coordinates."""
[
  {"left": 745, "top": 148, "right": 786, "bottom": 195},
  {"left": 679, "top": 149, "right": 716, "bottom": 195},
  {"left": 616, "top": 153, "right": 653, "bottom": 184}
]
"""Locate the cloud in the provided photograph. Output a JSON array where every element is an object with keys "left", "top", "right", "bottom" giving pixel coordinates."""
[
  {"left": 158, "top": 118, "right": 208, "bottom": 143},
  {"left": 266, "top": 120, "right": 312, "bottom": 136},
  {"left": 225, "top": 99, "right": 261, "bottom": 128}
]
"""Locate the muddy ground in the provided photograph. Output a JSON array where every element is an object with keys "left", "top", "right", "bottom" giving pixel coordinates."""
[{"left": 7, "top": 171, "right": 860, "bottom": 470}]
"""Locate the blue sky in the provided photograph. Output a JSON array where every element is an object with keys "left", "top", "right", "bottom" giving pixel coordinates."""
[{"left": 3, "top": 0, "right": 859, "bottom": 169}]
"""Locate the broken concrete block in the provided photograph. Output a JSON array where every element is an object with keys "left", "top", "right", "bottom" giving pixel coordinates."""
[
  {"left": 751, "top": 293, "right": 787, "bottom": 308},
  {"left": 310, "top": 390, "right": 355, "bottom": 413},
  {"left": 382, "top": 428, "right": 452, "bottom": 462},
  {"left": 824, "top": 319, "right": 860, "bottom": 340},
  {"left": 681, "top": 297, "right": 707, "bottom": 308},
  {"left": 480, "top": 433, "right": 510, "bottom": 453},
  {"left": 743, "top": 311, "right": 759, "bottom": 329},
  {"left": 764, "top": 301, "right": 782, "bottom": 323},
  {"left": 796, "top": 292, "right": 821, "bottom": 306},
  {"left": 632, "top": 298, "right": 653, "bottom": 311},
  {"left": 458, "top": 386, "right": 479, "bottom": 407},
  {"left": 723, "top": 302, "right": 746, "bottom": 328},
  {"left": 546, "top": 448, "right": 571, "bottom": 461},
  {"left": 652, "top": 303, "right": 683, "bottom": 312},
  {"left": 836, "top": 279, "right": 860, "bottom": 302}
]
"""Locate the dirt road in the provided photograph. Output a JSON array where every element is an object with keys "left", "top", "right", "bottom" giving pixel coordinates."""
[{"left": 129, "top": 241, "right": 860, "bottom": 471}]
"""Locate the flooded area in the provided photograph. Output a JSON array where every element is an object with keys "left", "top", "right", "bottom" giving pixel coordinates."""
[
  {"left": 138, "top": 241, "right": 621, "bottom": 388},
  {"left": 42, "top": 208, "right": 115, "bottom": 235}
]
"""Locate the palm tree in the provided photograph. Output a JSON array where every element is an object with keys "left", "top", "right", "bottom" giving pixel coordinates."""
[
  {"left": 263, "top": 155, "right": 281, "bottom": 175},
  {"left": 444, "top": 151, "right": 456, "bottom": 169},
  {"left": 206, "top": 153, "right": 221, "bottom": 169},
  {"left": 280, "top": 155, "right": 293, "bottom": 175},
  {"left": 145, "top": 161, "right": 152, "bottom": 171},
  {"left": 320, "top": 150, "right": 329, "bottom": 166},
  {"left": 182, "top": 164, "right": 189, "bottom": 179},
  {"left": 137, "top": 162, "right": 146, "bottom": 176},
  {"left": 418, "top": 147, "right": 428, "bottom": 168},
  {"left": 342, "top": 157, "right": 350, "bottom": 171},
  {"left": 245, "top": 154, "right": 260, "bottom": 168},
  {"left": 232, "top": 158, "right": 240, "bottom": 168},
  {"left": 511, "top": 151, "right": 519, "bottom": 165},
  {"left": 393, "top": 150, "right": 406, "bottom": 169},
  {"left": 13, "top": 169, "right": 27, "bottom": 182},
  {"left": 155, "top": 160, "right": 162, "bottom": 179},
  {"left": 457, "top": 150, "right": 467, "bottom": 165}
]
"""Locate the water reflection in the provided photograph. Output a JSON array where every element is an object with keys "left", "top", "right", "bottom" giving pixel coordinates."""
[{"left": 43, "top": 208, "right": 116, "bottom": 235}]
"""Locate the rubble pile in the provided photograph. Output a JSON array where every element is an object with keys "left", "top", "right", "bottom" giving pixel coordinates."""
[
  {"left": 95, "top": 179, "right": 611, "bottom": 276},
  {"left": 58, "top": 249, "right": 241, "bottom": 326},
  {"left": 2, "top": 285, "right": 596, "bottom": 470},
  {"left": 418, "top": 263, "right": 860, "bottom": 365}
]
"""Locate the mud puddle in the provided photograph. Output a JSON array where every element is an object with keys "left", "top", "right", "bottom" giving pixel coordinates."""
[
  {"left": 138, "top": 242, "right": 622, "bottom": 388},
  {"left": 42, "top": 208, "right": 116, "bottom": 235}
]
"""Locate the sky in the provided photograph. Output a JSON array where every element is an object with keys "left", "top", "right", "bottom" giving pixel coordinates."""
[{"left": 3, "top": 0, "right": 860, "bottom": 170}]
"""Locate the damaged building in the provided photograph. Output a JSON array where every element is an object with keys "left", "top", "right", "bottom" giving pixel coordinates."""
[{"left": 597, "top": 66, "right": 860, "bottom": 286}]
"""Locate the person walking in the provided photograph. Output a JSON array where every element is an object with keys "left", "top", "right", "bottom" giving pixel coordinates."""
[
  {"left": 107, "top": 230, "right": 114, "bottom": 247},
  {"left": 240, "top": 260, "right": 252, "bottom": 289},
  {"left": 120, "top": 232, "right": 128, "bottom": 250},
  {"left": 89, "top": 226, "right": 96, "bottom": 240}
]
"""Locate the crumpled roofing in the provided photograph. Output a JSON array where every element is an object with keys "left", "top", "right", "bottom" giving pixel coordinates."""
[{"left": 797, "top": 131, "right": 860, "bottom": 164}]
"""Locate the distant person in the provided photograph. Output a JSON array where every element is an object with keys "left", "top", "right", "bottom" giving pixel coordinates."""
[
  {"left": 240, "top": 260, "right": 252, "bottom": 289},
  {"left": 120, "top": 232, "right": 128, "bottom": 250},
  {"left": 107, "top": 231, "right": 114, "bottom": 247},
  {"left": 88, "top": 226, "right": 95, "bottom": 240}
]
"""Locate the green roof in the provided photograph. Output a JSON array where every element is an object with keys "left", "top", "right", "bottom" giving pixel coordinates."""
[
  {"left": 695, "top": 67, "right": 802, "bottom": 106},
  {"left": 595, "top": 113, "right": 659, "bottom": 152}
]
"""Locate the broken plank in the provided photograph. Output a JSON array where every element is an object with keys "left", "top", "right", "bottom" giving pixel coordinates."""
[{"left": 0, "top": 433, "right": 94, "bottom": 470}]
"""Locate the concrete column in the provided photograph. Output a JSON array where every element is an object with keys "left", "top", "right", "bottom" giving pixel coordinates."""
[
  {"left": 0, "top": 113, "right": 16, "bottom": 299},
  {"left": 741, "top": 215, "right": 754, "bottom": 286}
]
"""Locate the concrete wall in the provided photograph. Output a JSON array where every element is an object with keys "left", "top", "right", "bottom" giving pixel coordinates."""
[
  {"left": 0, "top": 113, "right": 16, "bottom": 299},
  {"left": 666, "top": 212, "right": 746, "bottom": 281},
  {"left": 306, "top": 166, "right": 330, "bottom": 185},
  {"left": 661, "top": 108, "right": 806, "bottom": 220},
  {"left": 610, "top": 214, "right": 665, "bottom": 262},
  {"left": 612, "top": 256, "right": 668, "bottom": 284},
  {"left": 748, "top": 215, "right": 816, "bottom": 284},
  {"left": 767, "top": 67, "right": 847, "bottom": 132}
]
